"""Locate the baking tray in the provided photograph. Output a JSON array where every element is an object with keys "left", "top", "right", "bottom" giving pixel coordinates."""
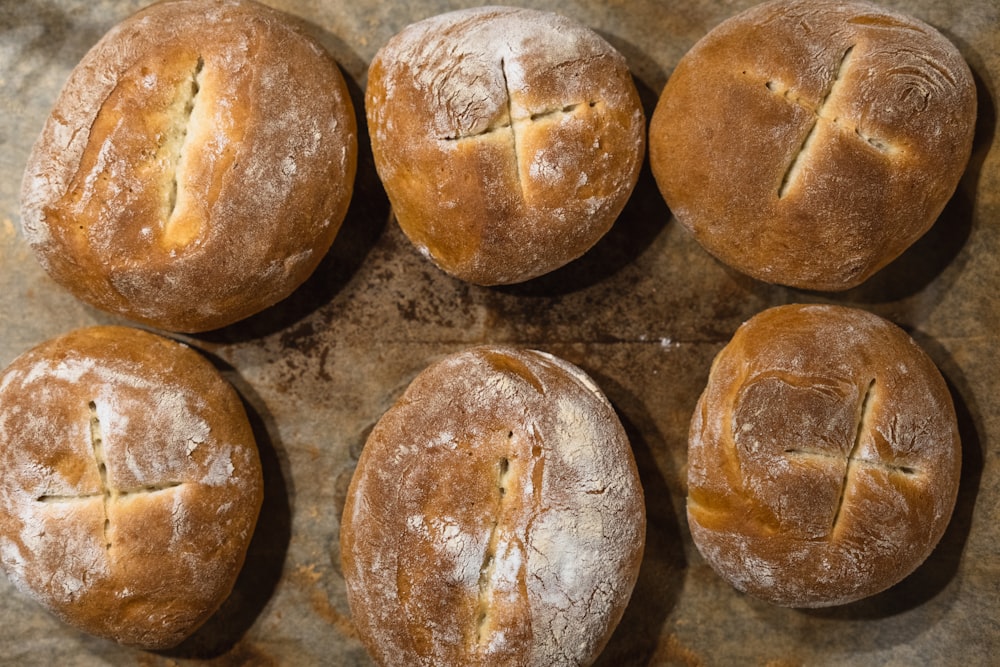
[{"left": 0, "top": 0, "right": 997, "bottom": 664}]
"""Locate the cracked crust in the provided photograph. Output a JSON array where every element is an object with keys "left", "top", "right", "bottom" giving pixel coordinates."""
[
  {"left": 0, "top": 326, "right": 263, "bottom": 647},
  {"left": 366, "top": 6, "right": 645, "bottom": 285},
  {"left": 687, "top": 304, "right": 961, "bottom": 607},
  {"left": 340, "top": 346, "right": 645, "bottom": 666},
  {"left": 649, "top": 0, "right": 976, "bottom": 291},
  {"left": 20, "top": 0, "right": 357, "bottom": 332}
]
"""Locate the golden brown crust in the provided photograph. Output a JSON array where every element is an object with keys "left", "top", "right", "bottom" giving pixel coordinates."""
[
  {"left": 687, "top": 304, "right": 960, "bottom": 607},
  {"left": 20, "top": 0, "right": 358, "bottom": 332},
  {"left": 649, "top": 0, "right": 976, "bottom": 291},
  {"left": 341, "top": 346, "right": 645, "bottom": 666},
  {"left": 366, "top": 6, "right": 645, "bottom": 285},
  {"left": 0, "top": 326, "right": 263, "bottom": 648}
]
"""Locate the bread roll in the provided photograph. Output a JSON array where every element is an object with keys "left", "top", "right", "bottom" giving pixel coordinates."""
[
  {"left": 340, "top": 346, "right": 645, "bottom": 665},
  {"left": 0, "top": 326, "right": 263, "bottom": 648},
  {"left": 649, "top": 0, "right": 976, "bottom": 291},
  {"left": 366, "top": 6, "right": 645, "bottom": 285},
  {"left": 20, "top": 0, "right": 358, "bottom": 332},
  {"left": 687, "top": 304, "right": 960, "bottom": 607}
]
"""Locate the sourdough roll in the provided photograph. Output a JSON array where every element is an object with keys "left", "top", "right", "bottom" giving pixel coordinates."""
[
  {"left": 366, "top": 6, "right": 645, "bottom": 285},
  {"left": 341, "top": 346, "right": 645, "bottom": 666},
  {"left": 649, "top": 0, "right": 976, "bottom": 290},
  {"left": 687, "top": 304, "right": 960, "bottom": 607},
  {"left": 20, "top": 0, "right": 358, "bottom": 332},
  {"left": 0, "top": 326, "right": 263, "bottom": 648}
]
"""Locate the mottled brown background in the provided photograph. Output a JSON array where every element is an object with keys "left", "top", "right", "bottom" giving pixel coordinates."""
[{"left": 0, "top": 1, "right": 997, "bottom": 665}]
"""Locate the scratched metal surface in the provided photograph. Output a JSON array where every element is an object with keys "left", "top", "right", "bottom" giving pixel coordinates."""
[{"left": 0, "top": 1, "right": 997, "bottom": 665}]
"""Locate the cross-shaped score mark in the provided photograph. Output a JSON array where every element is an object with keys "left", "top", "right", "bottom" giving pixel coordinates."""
[
  {"left": 783, "top": 380, "right": 919, "bottom": 535},
  {"left": 35, "top": 401, "right": 184, "bottom": 550},
  {"left": 755, "top": 45, "right": 897, "bottom": 198},
  {"left": 441, "top": 58, "right": 601, "bottom": 196}
]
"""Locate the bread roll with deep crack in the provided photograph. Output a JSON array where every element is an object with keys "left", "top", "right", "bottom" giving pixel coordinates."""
[
  {"left": 20, "top": 0, "right": 357, "bottom": 332},
  {"left": 687, "top": 304, "right": 960, "bottom": 607},
  {"left": 649, "top": 0, "right": 976, "bottom": 290},
  {"left": 340, "top": 346, "right": 645, "bottom": 666},
  {"left": 0, "top": 326, "right": 263, "bottom": 648},
  {"left": 366, "top": 6, "right": 645, "bottom": 285}
]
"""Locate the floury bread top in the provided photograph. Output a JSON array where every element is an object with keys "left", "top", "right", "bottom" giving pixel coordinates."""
[
  {"left": 340, "top": 346, "right": 645, "bottom": 666},
  {"left": 366, "top": 6, "right": 645, "bottom": 285},
  {"left": 0, "top": 326, "right": 263, "bottom": 648},
  {"left": 19, "top": 0, "right": 358, "bottom": 332}
]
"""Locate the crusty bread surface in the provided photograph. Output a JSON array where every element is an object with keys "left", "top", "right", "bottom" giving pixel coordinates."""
[
  {"left": 341, "top": 346, "right": 645, "bottom": 666},
  {"left": 687, "top": 304, "right": 960, "bottom": 607},
  {"left": 366, "top": 6, "right": 645, "bottom": 285},
  {"left": 0, "top": 326, "right": 263, "bottom": 648},
  {"left": 20, "top": 0, "right": 358, "bottom": 332},
  {"left": 649, "top": 0, "right": 976, "bottom": 291}
]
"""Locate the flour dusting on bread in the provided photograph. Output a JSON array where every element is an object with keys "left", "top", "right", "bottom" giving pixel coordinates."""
[
  {"left": 0, "top": 326, "right": 263, "bottom": 648},
  {"left": 341, "top": 346, "right": 645, "bottom": 665}
]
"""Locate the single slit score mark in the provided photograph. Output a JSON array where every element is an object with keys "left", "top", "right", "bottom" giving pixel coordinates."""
[
  {"left": 90, "top": 401, "right": 112, "bottom": 549},
  {"left": 783, "top": 447, "right": 917, "bottom": 477},
  {"left": 770, "top": 46, "right": 893, "bottom": 198},
  {"left": 35, "top": 400, "right": 184, "bottom": 551},
  {"left": 499, "top": 58, "right": 524, "bottom": 198},
  {"left": 443, "top": 100, "right": 599, "bottom": 141},
  {"left": 777, "top": 46, "right": 854, "bottom": 198},
  {"left": 475, "top": 453, "right": 511, "bottom": 645},
  {"left": 164, "top": 56, "right": 204, "bottom": 232},
  {"left": 832, "top": 379, "right": 875, "bottom": 530}
]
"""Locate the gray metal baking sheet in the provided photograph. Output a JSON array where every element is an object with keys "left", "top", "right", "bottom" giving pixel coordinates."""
[{"left": 1, "top": 1, "right": 997, "bottom": 664}]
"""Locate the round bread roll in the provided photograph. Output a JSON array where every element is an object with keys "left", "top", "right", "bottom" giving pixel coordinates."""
[
  {"left": 687, "top": 304, "right": 960, "bottom": 607},
  {"left": 649, "top": 0, "right": 976, "bottom": 291},
  {"left": 20, "top": 0, "right": 358, "bottom": 332},
  {"left": 341, "top": 346, "right": 645, "bottom": 666},
  {"left": 0, "top": 326, "right": 263, "bottom": 648},
  {"left": 366, "top": 6, "right": 645, "bottom": 285}
]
